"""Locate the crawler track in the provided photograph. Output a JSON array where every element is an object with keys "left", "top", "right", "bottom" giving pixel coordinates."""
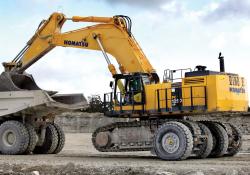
[{"left": 92, "top": 117, "right": 243, "bottom": 160}]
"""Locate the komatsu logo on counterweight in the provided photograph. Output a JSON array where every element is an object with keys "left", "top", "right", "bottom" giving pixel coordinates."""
[{"left": 64, "top": 40, "right": 88, "bottom": 47}]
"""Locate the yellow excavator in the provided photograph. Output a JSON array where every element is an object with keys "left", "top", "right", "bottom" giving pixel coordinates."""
[{"left": 0, "top": 12, "right": 248, "bottom": 160}]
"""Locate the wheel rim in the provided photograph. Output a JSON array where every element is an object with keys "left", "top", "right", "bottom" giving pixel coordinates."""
[
  {"left": 2, "top": 129, "right": 16, "bottom": 147},
  {"left": 161, "top": 132, "right": 180, "bottom": 153}
]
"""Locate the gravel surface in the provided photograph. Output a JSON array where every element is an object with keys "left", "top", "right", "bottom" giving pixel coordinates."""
[{"left": 0, "top": 133, "right": 249, "bottom": 175}]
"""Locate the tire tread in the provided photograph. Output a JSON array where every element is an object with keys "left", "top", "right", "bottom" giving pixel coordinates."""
[
  {"left": 52, "top": 123, "right": 65, "bottom": 154},
  {"left": 33, "top": 124, "right": 58, "bottom": 154},
  {"left": 24, "top": 123, "right": 37, "bottom": 154},
  {"left": 0, "top": 120, "right": 29, "bottom": 155},
  {"left": 153, "top": 121, "right": 193, "bottom": 160}
]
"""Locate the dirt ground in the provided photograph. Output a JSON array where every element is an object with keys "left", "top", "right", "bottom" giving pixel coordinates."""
[{"left": 0, "top": 133, "right": 250, "bottom": 175}]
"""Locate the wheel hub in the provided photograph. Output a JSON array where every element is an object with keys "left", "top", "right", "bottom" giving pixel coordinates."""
[
  {"left": 162, "top": 132, "right": 180, "bottom": 153},
  {"left": 95, "top": 132, "right": 110, "bottom": 147},
  {"left": 2, "top": 130, "right": 16, "bottom": 147}
]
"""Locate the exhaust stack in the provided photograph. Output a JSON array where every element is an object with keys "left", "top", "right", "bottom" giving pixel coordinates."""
[{"left": 218, "top": 52, "right": 225, "bottom": 72}]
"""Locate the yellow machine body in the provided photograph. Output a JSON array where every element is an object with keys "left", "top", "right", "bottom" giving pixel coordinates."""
[
  {"left": 3, "top": 12, "right": 248, "bottom": 118},
  {"left": 112, "top": 73, "right": 248, "bottom": 117}
]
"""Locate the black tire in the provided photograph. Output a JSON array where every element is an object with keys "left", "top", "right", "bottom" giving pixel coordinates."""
[
  {"left": 0, "top": 120, "right": 29, "bottom": 155},
  {"left": 153, "top": 121, "right": 193, "bottom": 160},
  {"left": 52, "top": 123, "right": 65, "bottom": 154},
  {"left": 24, "top": 123, "right": 37, "bottom": 154},
  {"left": 196, "top": 122, "right": 213, "bottom": 158},
  {"left": 226, "top": 124, "right": 242, "bottom": 156},
  {"left": 203, "top": 122, "right": 228, "bottom": 157},
  {"left": 33, "top": 124, "right": 58, "bottom": 154}
]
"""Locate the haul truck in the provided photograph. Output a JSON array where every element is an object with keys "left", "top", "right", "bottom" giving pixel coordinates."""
[{"left": 0, "top": 13, "right": 248, "bottom": 160}]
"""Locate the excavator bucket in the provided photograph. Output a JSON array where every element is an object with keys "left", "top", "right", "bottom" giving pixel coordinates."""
[
  {"left": 0, "top": 72, "right": 88, "bottom": 118},
  {"left": 0, "top": 72, "right": 41, "bottom": 91}
]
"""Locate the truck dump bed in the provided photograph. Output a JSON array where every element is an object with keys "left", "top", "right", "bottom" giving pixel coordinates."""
[{"left": 0, "top": 72, "right": 88, "bottom": 118}]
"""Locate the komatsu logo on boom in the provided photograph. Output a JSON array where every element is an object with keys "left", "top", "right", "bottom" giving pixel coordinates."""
[{"left": 64, "top": 40, "right": 88, "bottom": 47}]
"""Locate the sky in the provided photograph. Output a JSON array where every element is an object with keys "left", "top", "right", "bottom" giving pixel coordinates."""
[{"left": 0, "top": 0, "right": 249, "bottom": 102}]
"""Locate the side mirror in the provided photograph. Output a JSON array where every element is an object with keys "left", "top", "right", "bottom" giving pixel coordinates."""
[{"left": 109, "top": 81, "right": 114, "bottom": 88}]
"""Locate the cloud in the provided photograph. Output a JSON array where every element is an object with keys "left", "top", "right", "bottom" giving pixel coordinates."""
[
  {"left": 104, "top": 0, "right": 173, "bottom": 9},
  {"left": 204, "top": 0, "right": 250, "bottom": 22},
  {"left": 103, "top": 0, "right": 185, "bottom": 19},
  {"left": 238, "top": 24, "right": 250, "bottom": 45},
  {"left": 28, "top": 48, "right": 113, "bottom": 96},
  {"left": 209, "top": 33, "right": 227, "bottom": 50}
]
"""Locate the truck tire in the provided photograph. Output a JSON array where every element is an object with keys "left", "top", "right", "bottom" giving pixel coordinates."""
[
  {"left": 153, "top": 121, "right": 193, "bottom": 160},
  {"left": 52, "top": 123, "right": 65, "bottom": 154},
  {"left": 204, "top": 122, "right": 228, "bottom": 157},
  {"left": 33, "top": 124, "right": 58, "bottom": 154},
  {"left": 196, "top": 122, "right": 213, "bottom": 158},
  {"left": 226, "top": 124, "right": 242, "bottom": 156},
  {"left": 24, "top": 123, "right": 37, "bottom": 154},
  {"left": 0, "top": 120, "right": 29, "bottom": 155}
]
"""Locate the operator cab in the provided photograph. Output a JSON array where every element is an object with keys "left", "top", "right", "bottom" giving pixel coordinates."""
[{"left": 113, "top": 73, "right": 151, "bottom": 105}]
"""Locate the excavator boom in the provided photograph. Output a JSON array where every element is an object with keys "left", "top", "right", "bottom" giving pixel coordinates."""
[{"left": 3, "top": 12, "right": 158, "bottom": 82}]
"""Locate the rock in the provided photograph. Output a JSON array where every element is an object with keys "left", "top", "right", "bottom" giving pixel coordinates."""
[
  {"left": 31, "top": 171, "right": 40, "bottom": 175},
  {"left": 156, "top": 171, "right": 177, "bottom": 175},
  {"left": 226, "top": 169, "right": 238, "bottom": 175},
  {"left": 185, "top": 171, "right": 205, "bottom": 175},
  {"left": 62, "top": 162, "right": 75, "bottom": 173}
]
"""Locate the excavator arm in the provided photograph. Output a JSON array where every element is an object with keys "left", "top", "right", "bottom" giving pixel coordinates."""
[{"left": 3, "top": 12, "right": 159, "bottom": 82}]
